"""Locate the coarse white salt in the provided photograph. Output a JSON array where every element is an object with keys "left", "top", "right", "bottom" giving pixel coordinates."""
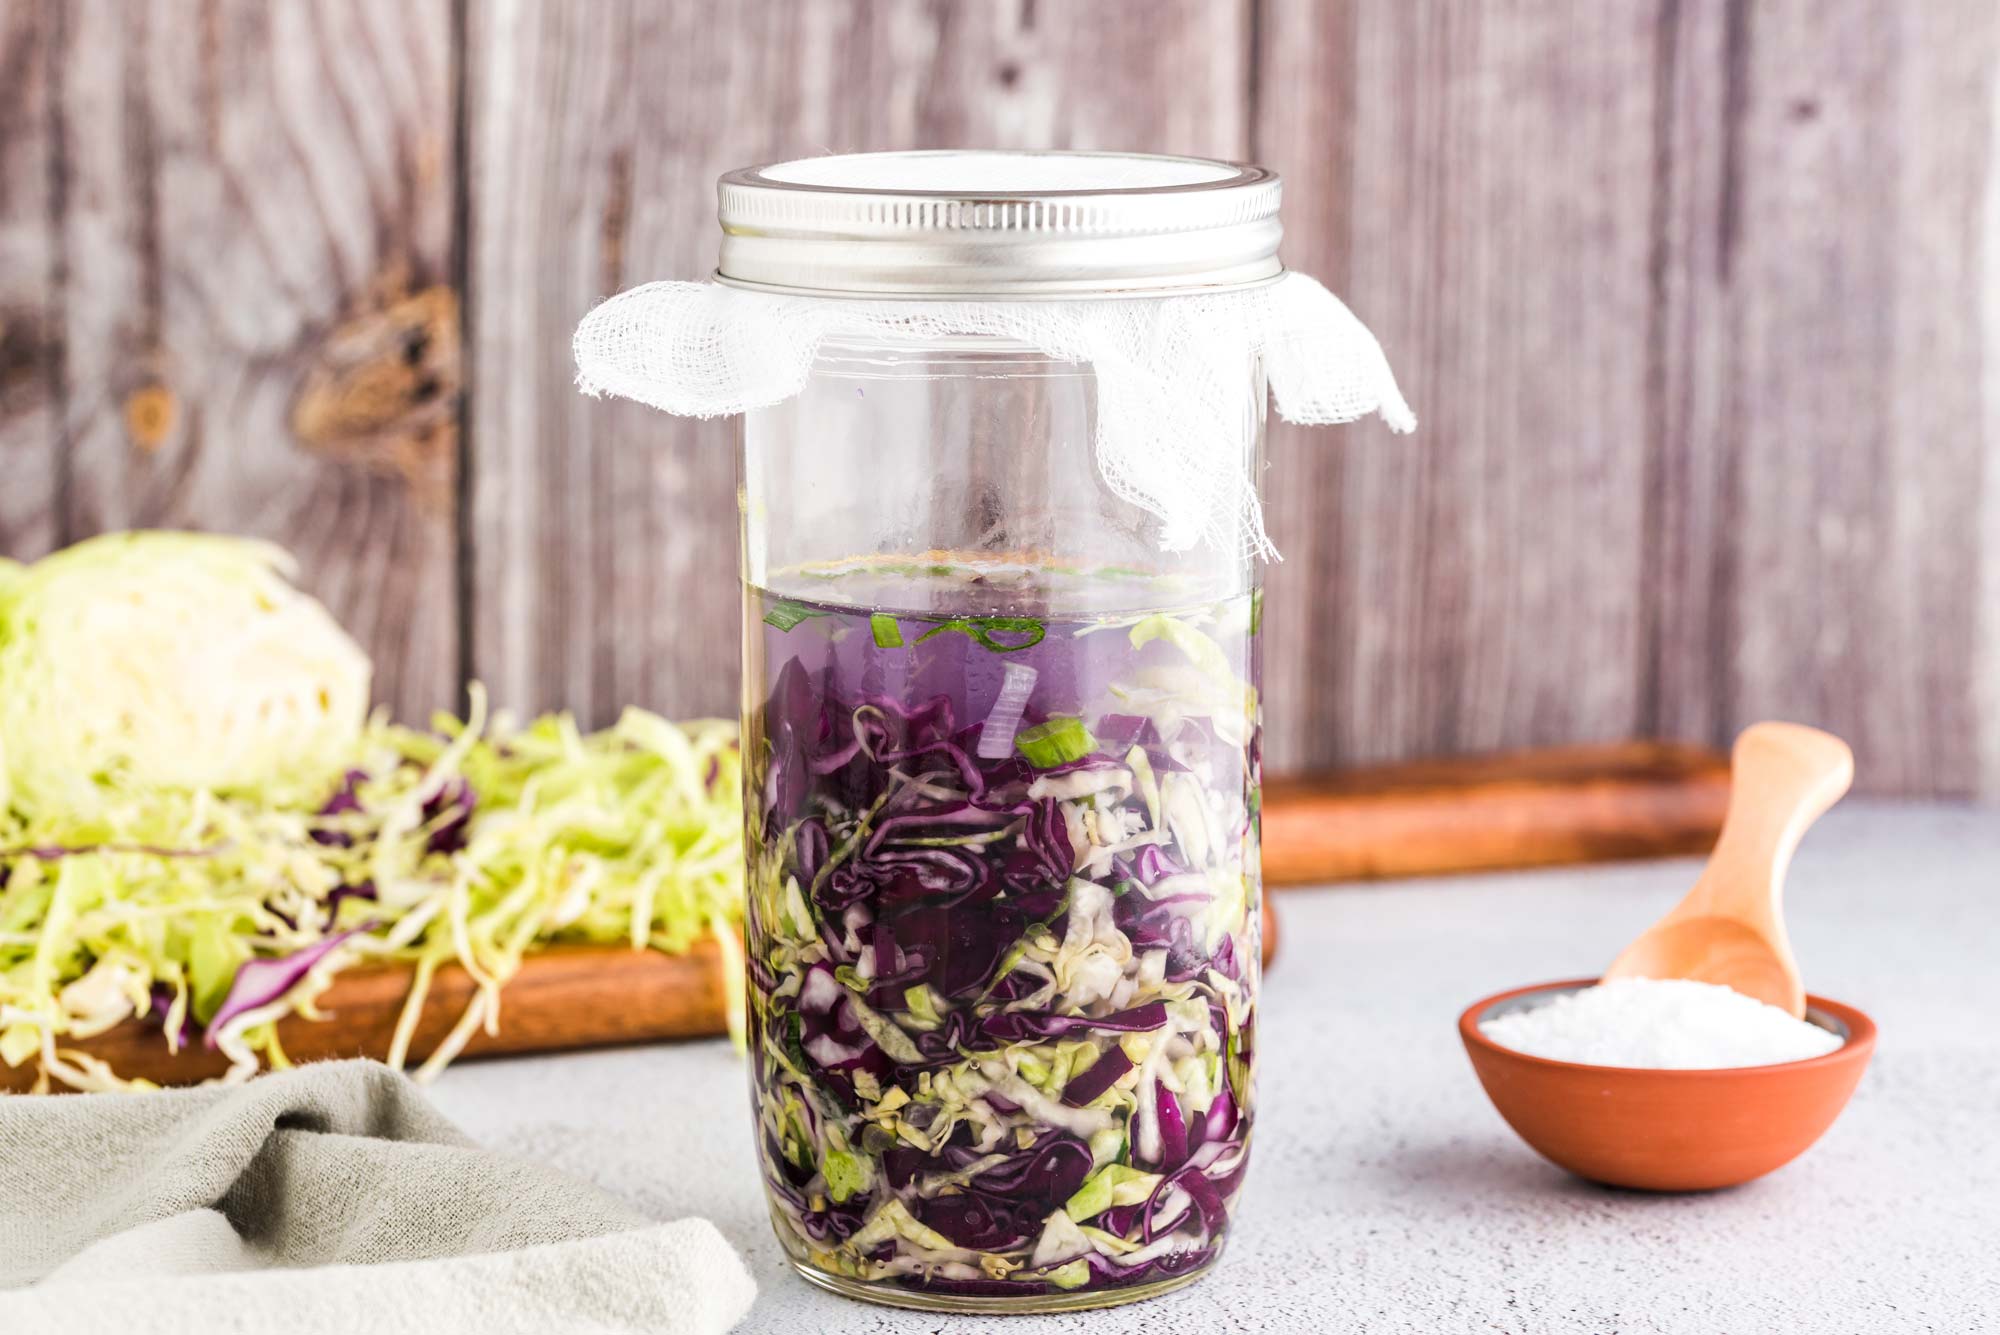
[{"left": 1479, "top": 977, "right": 1844, "bottom": 1069}]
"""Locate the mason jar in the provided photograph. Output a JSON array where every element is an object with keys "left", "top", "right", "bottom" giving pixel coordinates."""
[{"left": 730, "top": 152, "right": 1268, "bottom": 1313}]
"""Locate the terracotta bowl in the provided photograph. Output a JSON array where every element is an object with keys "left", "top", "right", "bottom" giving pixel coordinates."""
[{"left": 1459, "top": 978, "right": 1876, "bottom": 1192}]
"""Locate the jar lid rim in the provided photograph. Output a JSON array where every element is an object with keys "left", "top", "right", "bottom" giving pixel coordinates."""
[
  {"left": 715, "top": 150, "right": 1284, "bottom": 298},
  {"left": 722, "top": 149, "right": 1274, "bottom": 199}
]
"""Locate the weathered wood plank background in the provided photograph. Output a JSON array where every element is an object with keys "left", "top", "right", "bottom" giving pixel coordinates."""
[{"left": 2, "top": 0, "right": 1995, "bottom": 796}]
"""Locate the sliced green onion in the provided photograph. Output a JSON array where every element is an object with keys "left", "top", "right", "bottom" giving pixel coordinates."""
[
  {"left": 870, "top": 613, "right": 903, "bottom": 648},
  {"left": 1249, "top": 587, "right": 1265, "bottom": 636},
  {"left": 915, "top": 615, "right": 1046, "bottom": 653},
  {"left": 1015, "top": 716, "right": 1096, "bottom": 768},
  {"left": 762, "top": 601, "right": 819, "bottom": 631}
]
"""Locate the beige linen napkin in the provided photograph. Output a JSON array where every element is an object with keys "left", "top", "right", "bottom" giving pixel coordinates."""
[{"left": 0, "top": 1060, "right": 754, "bottom": 1334}]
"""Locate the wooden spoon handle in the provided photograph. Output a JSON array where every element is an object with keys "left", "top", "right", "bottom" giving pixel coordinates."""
[{"left": 1685, "top": 722, "right": 1853, "bottom": 926}]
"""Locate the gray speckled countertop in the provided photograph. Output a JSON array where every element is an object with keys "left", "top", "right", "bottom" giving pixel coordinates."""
[{"left": 430, "top": 803, "right": 1999, "bottom": 1334}]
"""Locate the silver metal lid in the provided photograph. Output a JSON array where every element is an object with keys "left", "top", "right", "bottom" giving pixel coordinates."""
[{"left": 715, "top": 150, "right": 1283, "bottom": 299}]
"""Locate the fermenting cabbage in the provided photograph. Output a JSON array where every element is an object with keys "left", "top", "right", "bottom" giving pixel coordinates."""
[{"left": 745, "top": 564, "right": 1260, "bottom": 1301}]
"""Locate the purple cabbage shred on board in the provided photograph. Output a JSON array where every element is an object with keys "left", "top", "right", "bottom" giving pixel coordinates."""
[
  {"left": 147, "top": 983, "right": 195, "bottom": 1048},
  {"left": 324, "top": 880, "right": 378, "bottom": 926},
  {"left": 312, "top": 769, "right": 371, "bottom": 847},
  {"left": 316, "top": 766, "right": 474, "bottom": 855},
  {"left": 423, "top": 778, "right": 476, "bottom": 854},
  {"left": 203, "top": 929, "right": 363, "bottom": 1044},
  {"left": 743, "top": 579, "right": 1262, "bottom": 1299}
]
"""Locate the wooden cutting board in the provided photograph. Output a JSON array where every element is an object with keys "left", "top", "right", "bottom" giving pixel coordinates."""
[
  {"left": 1261, "top": 740, "right": 1731, "bottom": 884},
  {"left": 2, "top": 741, "right": 1727, "bottom": 1091},
  {"left": 0, "top": 942, "right": 729, "bottom": 1093}
]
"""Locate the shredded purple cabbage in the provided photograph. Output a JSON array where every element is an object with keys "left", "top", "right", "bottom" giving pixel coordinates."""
[
  {"left": 746, "top": 586, "right": 1261, "bottom": 1302},
  {"left": 204, "top": 928, "right": 362, "bottom": 1043}
]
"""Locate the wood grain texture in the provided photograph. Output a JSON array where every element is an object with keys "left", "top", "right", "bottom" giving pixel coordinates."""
[
  {"left": 1, "top": 2, "right": 1995, "bottom": 797},
  {"left": 0, "top": 941, "right": 728, "bottom": 1093},
  {"left": 1648, "top": 0, "right": 1999, "bottom": 796},
  {"left": 1256, "top": 0, "right": 1998, "bottom": 797},
  {"left": 1262, "top": 741, "right": 1729, "bottom": 884},
  {"left": 45, "top": 0, "right": 459, "bottom": 724},
  {"left": 0, "top": 1, "right": 58, "bottom": 560},
  {"left": 1256, "top": 1, "right": 1660, "bottom": 775},
  {"left": 464, "top": 0, "right": 1251, "bottom": 727},
  {"left": 1985, "top": 27, "right": 2000, "bottom": 803}
]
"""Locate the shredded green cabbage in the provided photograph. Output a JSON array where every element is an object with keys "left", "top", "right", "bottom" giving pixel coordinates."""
[
  {"left": 0, "top": 533, "right": 743, "bottom": 1093},
  {"left": 0, "top": 691, "right": 742, "bottom": 1092}
]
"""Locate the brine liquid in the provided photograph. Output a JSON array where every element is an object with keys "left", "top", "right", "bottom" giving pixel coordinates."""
[{"left": 742, "top": 565, "right": 1261, "bottom": 1308}]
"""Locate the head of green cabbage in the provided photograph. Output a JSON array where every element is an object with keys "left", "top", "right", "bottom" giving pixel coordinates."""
[{"left": 0, "top": 532, "right": 372, "bottom": 816}]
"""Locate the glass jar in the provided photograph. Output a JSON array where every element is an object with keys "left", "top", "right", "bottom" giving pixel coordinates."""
[{"left": 730, "top": 152, "right": 1269, "bottom": 1314}]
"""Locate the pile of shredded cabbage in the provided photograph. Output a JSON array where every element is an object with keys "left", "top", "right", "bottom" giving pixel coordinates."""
[{"left": 0, "top": 534, "right": 742, "bottom": 1093}]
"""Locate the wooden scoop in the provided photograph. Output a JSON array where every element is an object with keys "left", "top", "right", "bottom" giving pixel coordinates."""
[{"left": 1602, "top": 722, "right": 1852, "bottom": 1017}]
